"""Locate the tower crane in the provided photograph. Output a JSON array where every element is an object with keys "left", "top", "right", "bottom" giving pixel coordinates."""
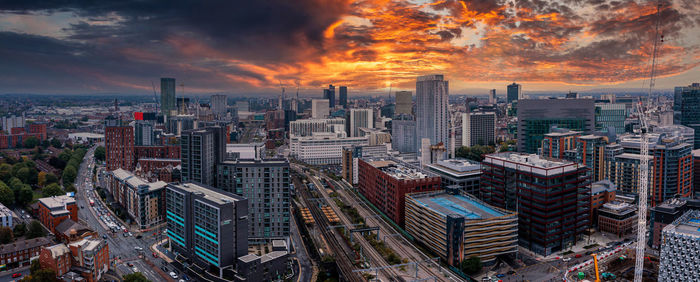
[
  {"left": 151, "top": 81, "right": 159, "bottom": 113},
  {"left": 279, "top": 80, "right": 285, "bottom": 110},
  {"left": 634, "top": 2, "right": 663, "bottom": 282}
]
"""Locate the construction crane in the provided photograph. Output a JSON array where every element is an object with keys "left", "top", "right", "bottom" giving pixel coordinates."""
[
  {"left": 151, "top": 81, "right": 159, "bottom": 113},
  {"left": 634, "top": 2, "right": 663, "bottom": 282},
  {"left": 592, "top": 254, "right": 601, "bottom": 282},
  {"left": 278, "top": 80, "right": 285, "bottom": 110}
]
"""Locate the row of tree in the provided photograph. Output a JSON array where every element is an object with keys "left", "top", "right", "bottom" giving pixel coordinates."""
[{"left": 0, "top": 221, "right": 46, "bottom": 244}]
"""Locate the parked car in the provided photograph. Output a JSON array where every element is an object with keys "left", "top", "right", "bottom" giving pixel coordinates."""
[
  {"left": 563, "top": 258, "right": 572, "bottom": 262},
  {"left": 169, "top": 272, "right": 178, "bottom": 279},
  {"left": 12, "top": 273, "right": 22, "bottom": 278},
  {"left": 127, "top": 262, "right": 134, "bottom": 267},
  {"left": 575, "top": 254, "right": 582, "bottom": 258}
]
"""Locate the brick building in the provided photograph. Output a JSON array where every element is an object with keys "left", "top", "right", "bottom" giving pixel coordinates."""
[
  {"left": 54, "top": 219, "right": 97, "bottom": 244},
  {"left": 0, "top": 123, "right": 47, "bottom": 149},
  {"left": 105, "top": 125, "right": 134, "bottom": 171},
  {"left": 39, "top": 244, "right": 72, "bottom": 277},
  {"left": 135, "top": 158, "right": 181, "bottom": 182},
  {"left": 590, "top": 180, "right": 617, "bottom": 225},
  {"left": 38, "top": 196, "right": 78, "bottom": 234},
  {"left": 133, "top": 145, "right": 181, "bottom": 160},
  {"left": 40, "top": 239, "right": 110, "bottom": 282},
  {"left": 597, "top": 202, "right": 637, "bottom": 238},
  {"left": 0, "top": 237, "right": 51, "bottom": 270},
  {"left": 357, "top": 157, "right": 441, "bottom": 226}
]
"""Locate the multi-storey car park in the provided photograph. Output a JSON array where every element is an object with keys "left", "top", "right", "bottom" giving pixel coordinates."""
[{"left": 659, "top": 209, "right": 700, "bottom": 281}]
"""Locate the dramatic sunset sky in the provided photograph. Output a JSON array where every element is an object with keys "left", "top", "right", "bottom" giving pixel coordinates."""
[{"left": 1, "top": 0, "right": 699, "bottom": 96}]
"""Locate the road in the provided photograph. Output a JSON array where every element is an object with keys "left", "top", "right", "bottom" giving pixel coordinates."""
[
  {"left": 0, "top": 266, "right": 29, "bottom": 282},
  {"left": 74, "top": 145, "right": 175, "bottom": 282},
  {"left": 289, "top": 208, "right": 313, "bottom": 282}
]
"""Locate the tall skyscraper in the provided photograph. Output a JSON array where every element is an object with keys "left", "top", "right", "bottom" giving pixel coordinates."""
[
  {"left": 517, "top": 98, "right": 595, "bottom": 153},
  {"left": 391, "top": 114, "right": 416, "bottom": 153},
  {"left": 415, "top": 74, "right": 449, "bottom": 153},
  {"left": 461, "top": 112, "right": 496, "bottom": 147},
  {"left": 348, "top": 108, "right": 374, "bottom": 137},
  {"left": 210, "top": 94, "right": 227, "bottom": 117},
  {"left": 160, "top": 78, "right": 176, "bottom": 117},
  {"left": 339, "top": 86, "right": 348, "bottom": 108},
  {"left": 506, "top": 82, "right": 522, "bottom": 104},
  {"left": 311, "top": 99, "right": 330, "bottom": 119},
  {"left": 134, "top": 121, "right": 154, "bottom": 146},
  {"left": 679, "top": 83, "right": 700, "bottom": 149},
  {"left": 180, "top": 127, "right": 226, "bottom": 186},
  {"left": 395, "top": 91, "right": 413, "bottom": 116},
  {"left": 105, "top": 125, "right": 134, "bottom": 171},
  {"left": 488, "top": 89, "right": 496, "bottom": 104},
  {"left": 323, "top": 84, "right": 335, "bottom": 108}
]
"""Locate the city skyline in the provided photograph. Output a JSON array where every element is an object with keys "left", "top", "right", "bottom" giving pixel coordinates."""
[{"left": 1, "top": 0, "right": 699, "bottom": 95}]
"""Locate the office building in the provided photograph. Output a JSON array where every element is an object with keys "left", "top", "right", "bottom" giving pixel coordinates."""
[
  {"left": 181, "top": 127, "right": 226, "bottom": 186},
  {"left": 323, "top": 84, "right": 335, "bottom": 108},
  {"left": 415, "top": 74, "right": 449, "bottom": 154},
  {"left": 0, "top": 203, "right": 12, "bottom": 227},
  {"left": 606, "top": 133, "right": 692, "bottom": 206},
  {"left": 595, "top": 103, "right": 627, "bottom": 134},
  {"left": 107, "top": 169, "right": 167, "bottom": 229},
  {"left": 348, "top": 108, "right": 374, "bottom": 137},
  {"left": 217, "top": 158, "right": 290, "bottom": 241},
  {"left": 341, "top": 145, "right": 390, "bottom": 185},
  {"left": 462, "top": 112, "right": 496, "bottom": 147},
  {"left": 506, "top": 83, "right": 522, "bottom": 103},
  {"left": 652, "top": 124, "right": 695, "bottom": 147},
  {"left": 650, "top": 197, "right": 700, "bottom": 248},
  {"left": 405, "top": 190, "right": 517, "bottom": 266},
  {"left": 39, "top": 244, "right": 72, "bottom": 277},
  {"left": 597, "top": 202, "right": 637, "bottom": 238},
  {"left": 38, "top": 195, "right": 78, "bottom": 234},
  {"left": 426, "top": 159, "right": 481, "bottom": 195},
  {"left": 166, "top": 114, "right": 197, "bottom": 135},
  {"left": 517, "top": 98, "right": 595, "bottom": 153},
  {"left": 679, "top": 83, "right": 700, "bottom": 149},
  {"left": 288, "top": 118, "right": 345, "bottom": 137},
  {"left": 695, "top": 149, "right": 700, "bottom": 196},
  {"left": 659, "top": 210, "right": 700, "bottom": 281},
  {"left": 540, "top": 127, "right": 580, "bottom": 159},
  {"left": 134, "top": 121, "right": 154, "bottom": 146},
  {"left": 1, "top": 113, "right": 24, "bottom": 132},
  {"left": 590, "top": 180, "right": 617, "bottom": 224},
  {"left": 105, "top": 125, "right": 134, "bottom": 171},
  {"left": 1, "top": 238, "right": 51, "bottom": 271},
  {"left": 357, "top": 127, "right": 390, "bottom": 146},
  {"left": 284, "top": 110, "right": 297, "bottom": 131},
  {"left": 358, "top": 157, "right": 441, "bottom": 226},
  {"left": 395, "top": 91, "right": 413, "bottom": 116},
  {"left": 488, "top": 89, "right": 497, "bottom": 104},
  {"left": 289, "top": 133, "right": 368, "bottom": 165},
  {"left": 338, "top": 86, "right": 348, "bottom": 108},
  {"left": 311, "top": 99, "right": 330, "bottom": 119},
  {"left": 166, "top": 182, "right": 248, "bottom": 277},
  {"left": 481, "top": 153, "right": 590, "bottom": 256},
  {"left": 211, "top": 94, "right": 228, "bottom": 117},
  {"left": 161, "top": 77, "right": 176, "bottom": 117},
  {"left": 392, "top": 114, "right": 416, "bottom": 153}
]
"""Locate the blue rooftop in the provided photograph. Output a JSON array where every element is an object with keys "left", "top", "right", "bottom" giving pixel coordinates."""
[{"left": 413, "top": 193, "right": 504, "bottom": 220}]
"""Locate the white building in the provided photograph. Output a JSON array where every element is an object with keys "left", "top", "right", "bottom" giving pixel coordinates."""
[
  {"left": 290, "top": 132, "right": 368, "bottom": 165},
  {"left": 311, "top": 99, "right": 330, "bottom": 119},
  {"left": 289, "top": 118, "right": 346, "bottom": 137},
  {"left": 462, "top": 112, "right": 496, "bottom": 147},
  {"left": 1, "top": 113, "right": 24, "bottom": 132},
  {"left": 211, "top": 94, "right": 228, "bottom": 117},
  {"left": 0, "top": 203, "right": 14, "bottom": 227},
  {"left": 349, "top": 109, "right": 374, "bottom": 137},
  {"left": 659, "top": 209, "right": 700, "bottom": 281},
  {"left": 68, "top": 133, "right": 105, "bottom": 145},
  {"left": 415, "top": 75, "right": 449, "bottom": 154}
]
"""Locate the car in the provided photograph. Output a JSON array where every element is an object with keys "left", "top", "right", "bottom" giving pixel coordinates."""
[
  {"left": 127, "top": 262, "right": 134, "bottom": 267},
  {"left": 124, "top": 229, "right": 129, "bottom": 233},
  {"left": 136, "top": 235, "right": 142, "bottom": 239},
  {"left": 169, "top": 272, "right": 178, "bottom": 279},
  {"left": 135, "top": 246, "right": 143, "bottom": 251},
  {"left": 161, "top": 266, "right": 168, "bottom": 272},
  {"left": 123, "top": 233, "right": 128, "bottom": 237},
  {"left": 152, "top": 252, "right": 158, "bottom": 258},
  {"left": 182, "top": 274, "right": 190, "bottom": 281},
  {"left": 496, "top": 274, "right": 505, "bottom": 278},
  {"left": 12, "top": 273, "right": 22, "bottom": 278},
  {"left": 562, "top": 258, "right": 572, "bottom": 262},
  {"left": 132, "top": 267, "right": 138, "bottom": 272},
  {"left": 575, "top": 254, "right": 582, "bottom": 258},
  {"left": 102, "top": 235, "right": 107, "bottom": 239},
  {"left": 128, "top": 232, "right": 133, "bottom": 236}
]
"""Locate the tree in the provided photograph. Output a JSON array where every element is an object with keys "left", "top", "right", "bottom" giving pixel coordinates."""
[
  {"left": 13, "top": 223, "right": 26, "bottom": 238},
  {"left": 62, "top": 165, "right": 77, "bottom": 185},
  {"left": 65, "top": 184, "right": 76, "bottom": 193},
  {"left": 123, "top": 272, "right": 151, "bottom": 282},
  {"left": 38, "top": 172, "right": 47, "bottom": 187},
  {"left": 40, "top": 139, "right": 50, "bottom": 149},
  {"left": 0, "top": 183, "right": 14, "bottom": 206},
  {"left": 29, "top": 259, "right": 41, "bottom": 274},
  {"left": 26, "top": 220, "right": 46, "bottom": 239},
  {"left": 94, "top": 146, "right": 106, "bottom": 162},
  {"left": 0, "top": 163, "right": 11, "bottom": 182},
  {"left": 17, "top": 185, "right": 34, "bottom": 205},
  {"left": 58, "top": 150, "right": 72, "bottom": 163},
  {"left": 16, "top": 167, "right": 32, "bottom": 184},
  {"left": 23, "top": 136, "right": 40, "bottom": 148},
  {"left": 0, "top": 226, "right": 13, "bottom": 243},
  {"left": 45, "top": 173, "right": 58, "bottom": 185},
  {"left": 455, "top": 145, "right": 495, "bottom": 162},
  {"left": 42, "top": 183, "right": 64, "bottom": 197},
  {"left": 461, "top": 256, "right": 482, "bottom": 275},
  {"left": 22, "top": 268, "right": 60, "bottom": 282},
  {"left": 9, "top": 177, "right": 23, "bottom": 192},
  {"left": 50, "top": 138, "right": 62, "bottom": 148}
]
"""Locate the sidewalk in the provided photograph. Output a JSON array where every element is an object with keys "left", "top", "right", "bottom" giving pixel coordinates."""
[{"left": 151, "top": 238, "right": 174, "bottom": 263}]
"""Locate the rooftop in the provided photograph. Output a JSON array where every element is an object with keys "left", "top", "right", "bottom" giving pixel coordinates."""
[
  {"left": 38, "top": 195, "right": 75, "bottom": 211},
  {"left": 591, "top": 180, "right": 617, "bottom": 195},
  {"left": 111, "top": 169, "right": 167, "bottom": 192},
  {"left": 427, "top": 158, "right": 481, "bottom": 177},
  {"left": 599, "top": 201, "right": 636, "bottom": 215},
  {"left": 409, "top": 191, "right": 506, "bottom": 220},
  {"left": 69, "top": 238, "right": 102, "bottom": 252},
  {"left": 169, "top": 182, "right": 245, "bottom": 205},
  {"left": 0, "top": 237, "right": 51, "bottom": 255},
  {"left": 365, "top": 158, "right": 434, "bottom": 180},
  {"left": 45, "top": 243, "right": 71, "bottom": 258},
  {"left": 664, "top": 210, "right": 700, "bottom": 238},
  {"left": 483, "top": 152, "right": 581, "bottom": 176}
]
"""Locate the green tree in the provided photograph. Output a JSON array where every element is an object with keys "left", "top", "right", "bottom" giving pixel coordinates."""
[
  {"left": 0, "top": 183, "right": 14, "bottom": 206},
  {"left": 0, "top": 226, "right": 13, "bottom": 243},
  {"left": 42, "top": 183, "right": 64, "bottom": 197},
  {"left": 62, "top": 165, "right": 77, "bottom": 184},
  {"left": 65, "top": 184, "right": 76, "bottom": 193},
  {"left": 26, "top": 220, "right": 46, "bottom": 239},
  {"left": 23, "top": 136, "right": 40, "bottom": 148},
  {"left": 461, "top": 256, "right": 482, "bottom": 275},
  {"left": 16, "top": 167, "right": 32, "bottom": 184},
  {"left": 123, "top": 272, "right": 151, "bottom": 282},
  {"left": 50, "top": 138, "right": 62, "bottom": 148},
  {"left": 40, "top": 139, "right": 50, "bottom": 149},
  {"left": 45, "top": 173, "right": 59, "bottom": 185},
  {"left": 17, "top": 185, "right": 34, "bottom": 205},
  {"left": 22, "top": 268, "right": 60, "bottom": 282},
  {"left": 58, "top": 150, "right": 72, "bottom": 163},
  {"left": 0, "top": 163, "right": 11, "bottom": 182},
  {"left": 9, "top": 177, "right": 23, "bottom": 191},
  {"left": 94, "top": 146, "right": 106, "bottom": 161},
  {"left": 29, "top": 259, "right": 41, "bottom": 274},
  {"left": 13, "top": 223, "right": 26, "bottom": 238},
  {"left": 455, "top": 145, "right": 495, "bottom": 162}
]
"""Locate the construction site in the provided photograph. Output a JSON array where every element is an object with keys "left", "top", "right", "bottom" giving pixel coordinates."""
[{"left": 565, "top": 248, "right": 659, "bottom": 281}]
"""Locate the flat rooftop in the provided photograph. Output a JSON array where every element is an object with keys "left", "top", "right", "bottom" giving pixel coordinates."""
[
  {"left": 591, "top": 180, "right": 616, "bottom": 194},
  {"left": 365, "top": 158, "right": 433, "bottom": 180},
  {"left": 427, "top": 158, "right": 481, "bottom": 177},
  {"left": 38, "top": 195, "right": 75, "bottom": 210},
  {"left": 410, "top": 192, "right": 504, "bottom": 220},
  {"left": 665, "top": 210, "right": 700, "bottom": 238},
  {"left": 483, "top": 152, "right": 580, "bottom": 176},
  {"left": 111, "top": 169, "right": 167, "bottom": 192},
  {"left": 169, "top": 182, "right": 245, "bottom": 205}
]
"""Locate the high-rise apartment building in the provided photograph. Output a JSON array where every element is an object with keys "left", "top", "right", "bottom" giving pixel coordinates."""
[
  {"left": 679, "top": 83, "right": 700, "bottom": 149},
  {"left": 134, "top": 121, "right": 154, "bottom": 146},
  {"left": 425, "top": 158, "right": 481, "bottom": 196},
  {"left": 395, "top": 91, "right": 413, "bottom": 116},
  {"left": 217, "top": 158, "right": 290, "bottom": 241},
  {"left": 165, "top": 182, "right": 248, "bottom": 277},
  {"left": 658, "top": 209, "right": 700, "bottom": 281},
  {"left": 348, "top": 108, "right": 374, "bottom": 137},
  {"left": 595, "top": 103, "right": 627, "bottom": 134},
  {"left": 574, "top": 134, "right": 611, "bottom": 182},
  {"left": 517, "top": 98, "right": 595, "bottom": 153},
  {"left": 489, "top": 89, "right": 497, "bottom": 104},
  {"left": 211, "top": 94, "right": 227, "bottom": 117},
  {"left": 180, "top": 127, "right": 226, "bottom": 186},
  {"left": 506, "top": 83, "right": 522, "bottom": 104},
  {"left": 323, "top": 84, "right": 335, "bottom": 108},
  {"left": 480, "top": 152, "right": 590, "bottom": 256},
  {"left": 161, "top": 77, "right": 176, "bottom": 117},
  {"left": 339, "top": 86, "right": 348, "bottom": 108},
  {"left": 391, "top": 114, "right": 416, "bottom": 153},
  {"left": 311, "top": 99, "right": 330, "bottom": 119},
  {"left": 461, "top": 112, "right": 495, "bottom": 147},
  {"left": 288, "top": 118, "right": 345, "bottom": 137},
  {"left": 415, "top": 74, "right": 449, "bottom": 154},
  {"left": 540, "top": 127, "right": 580, "bottom": 159},
  {"left": 108, "top": 169, "right": 167, "bottom": 229},
  {"left": 105, "top": 125, "right": 135, "bottom": 171}
]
